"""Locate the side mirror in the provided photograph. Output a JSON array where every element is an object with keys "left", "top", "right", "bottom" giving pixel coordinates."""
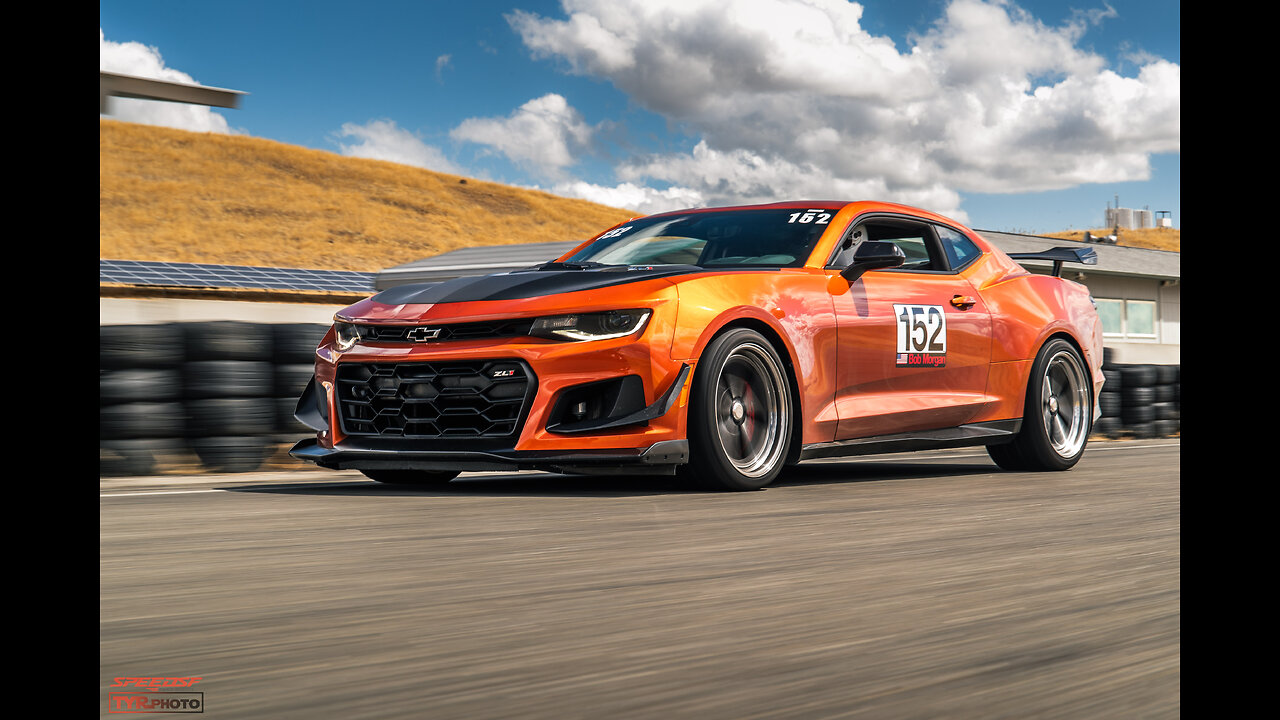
[{"left": 840, "top": 241, "right": 906, "bottom": 282}]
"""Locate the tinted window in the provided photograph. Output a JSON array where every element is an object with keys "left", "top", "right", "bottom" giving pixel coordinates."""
[{"left": 936, "top": 225, "right": 982, "bottom": 269}]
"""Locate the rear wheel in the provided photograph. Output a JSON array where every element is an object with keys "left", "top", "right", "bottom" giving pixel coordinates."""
[
  {"left": 682, "top": 329, "right": 793, "bottom": 491},
  {"left": 360, "top": 469, "right": 461, "bottom": 485},
  {"left": 988, "top": 338, "right": 1092, "bottom": 471}
]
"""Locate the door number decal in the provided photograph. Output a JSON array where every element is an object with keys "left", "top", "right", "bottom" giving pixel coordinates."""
[{"left": 894, "top": 304, "right": 947, "bottom": 367}]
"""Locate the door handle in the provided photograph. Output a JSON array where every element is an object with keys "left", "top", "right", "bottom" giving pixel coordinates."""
[{"left": 950, "top": 295, "right": 977, "bottom": 310}]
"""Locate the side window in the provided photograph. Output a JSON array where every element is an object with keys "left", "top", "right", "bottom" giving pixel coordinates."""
[
  {"left": 936, "top": 225, "right": 982, "bottom": 270},
  {"left": 827, "top": 218, "right": 946, "bottom": 271}
]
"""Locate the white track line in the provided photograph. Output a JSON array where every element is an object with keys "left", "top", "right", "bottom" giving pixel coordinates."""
[{"left": 101, "top": 489, "right": 225, "bottom": 498}]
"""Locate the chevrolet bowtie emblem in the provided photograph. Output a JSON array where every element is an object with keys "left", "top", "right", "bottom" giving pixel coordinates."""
[{"left": 406, "top": 327, "right": 442, "bottom": 342}]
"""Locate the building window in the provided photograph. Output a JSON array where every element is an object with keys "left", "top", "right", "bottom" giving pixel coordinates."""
[
  {"left": 1096, "top": 299, "right": 1124, "bottom": 336},
  {"left": 1095, "top": 298, "right": 1158, "bottom": 339},
  {"left": 1125, "top": 300, "right": 1157, "bottom": 338}
]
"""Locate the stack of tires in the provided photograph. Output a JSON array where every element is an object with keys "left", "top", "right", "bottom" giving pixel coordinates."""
[
  {"left": 100, "top": 325, "right": 187, "bottom": 476},
  {"left": 100, "top": 322, "right": 329, "bottom": 476},
  {"left": 1091, "top": 350, "right": 1180, "bottom": 439},
  {"left": 271, "top": 323, "right": 329, "bottom": 442},
  {"left": 1151, "top": 365, "right": 1180, "bottom": 438},
  {"left": 1094, "top": 348, "right": 1123, "bottom": 438},
  {"left": 183, "top": 322, "right": 279, "bottom": 473}
]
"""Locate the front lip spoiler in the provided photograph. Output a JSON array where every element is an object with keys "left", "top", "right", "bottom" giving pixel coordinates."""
[{"left": 289, "top": 438, "right": 690, "bottom": 476}]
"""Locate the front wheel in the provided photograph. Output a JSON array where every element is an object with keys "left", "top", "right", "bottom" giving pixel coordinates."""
[
  {"left": 682, "top": 329, "right": 794, "bottom": 491},
  {"left": 988, "top": 338, "right": 1092, "bottom": 471},
  {"left": 360, "top": 469, "right": 461, "bottom": 485}
]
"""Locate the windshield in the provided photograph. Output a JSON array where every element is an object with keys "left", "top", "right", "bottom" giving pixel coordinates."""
[{"left": 565, "top": 208, "right": 836, "bottom": 268}]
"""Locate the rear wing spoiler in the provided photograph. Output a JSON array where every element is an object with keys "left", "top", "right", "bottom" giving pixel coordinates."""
[{"left": 1006, "top": 247, "right": 1097, "bottom": 277}]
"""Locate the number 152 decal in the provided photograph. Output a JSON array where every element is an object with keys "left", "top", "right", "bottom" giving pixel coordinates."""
[{"left": 894, "top": 304, "right": 947, "bottom": 367}]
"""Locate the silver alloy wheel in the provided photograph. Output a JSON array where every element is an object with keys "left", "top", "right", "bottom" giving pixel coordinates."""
[
  {"left": 1042, "top": 348, "right": 1090, "bottom": 458},
  {"left": 713, "top": 342, "right": 790, "bottom": 478}
]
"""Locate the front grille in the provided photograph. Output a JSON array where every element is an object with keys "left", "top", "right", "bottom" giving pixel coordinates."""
[
  {"left": 358, "top": 320, "right": 534, "bottom": 343},
  {"left": 336, "top": 360, "right": 534, "bottom": 438}
]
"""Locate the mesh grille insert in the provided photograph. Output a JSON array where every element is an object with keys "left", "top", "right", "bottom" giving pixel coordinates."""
[{"left": 336, "top": 360, "right": 533, "bottom": 438}]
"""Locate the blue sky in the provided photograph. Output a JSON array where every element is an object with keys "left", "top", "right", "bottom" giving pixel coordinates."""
[{"left": 100, "top": 0, "right": 1179, "bottom": 233}]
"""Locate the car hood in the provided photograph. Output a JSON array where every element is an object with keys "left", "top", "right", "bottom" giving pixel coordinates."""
[{"left": 367, "top": 265, "right": 704, "bottom": 306}]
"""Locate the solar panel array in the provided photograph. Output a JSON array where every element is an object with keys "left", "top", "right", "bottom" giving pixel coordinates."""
[{"left": 101, "top": 259, "right": 376, "bottom": 294}]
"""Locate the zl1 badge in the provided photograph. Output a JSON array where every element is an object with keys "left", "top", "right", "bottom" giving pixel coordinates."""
[{"left": 894, "top": 304, "right": 947, "bottom": 367}]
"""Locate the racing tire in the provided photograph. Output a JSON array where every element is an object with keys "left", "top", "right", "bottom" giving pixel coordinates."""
[
  {"left": 987, "top": 338, "right": 1092, "bottom": 472},
  {"left": 274, "top": 363, "right": 317, "bottom": 398},
  {"left": 1121, "top": 385, "right": 1155, "bottom": 406},
  {"left": 1126, "top": 421, "right": 1156, "bottom": 439},
  {"left": 100, "top": 368, "right": 182, "bottom": 404},
  {"left": 1098, "top": 391, "right": 1121, "bottom": 418},
  {"left": 100, "top": 438, "right": 182, "bottom": 477},
  {"left": 274, "top": 396, "right": 314, "bottom": 435},
  {"left": 185, "top": 398, "right": 277, "bottom": 437},
  {"left": 1102, "top": 368, "right": 1121, "bottom": 390},
  {"left": 100, "top": 324, "right": 184, "bottom": 369},
  {"left": 189, "top": 436, "right": 270, "bottom": 473},
  {"left": 1121, "top": 404, "right": 1155, "bottom": 424},
  {"left": 184, "top": 361, "right": 274, "bottom": 399},
  {"left": 272, "top": 323, "right": 330, "bottom": 364},
  {"left": 181, "top": 321, "right": 274, "bottom": 361},
  {"left": 1091, "top": 416, "right": 1122, "bottom": 438},
  {"left": 1151, "top": 401, "right": 1178, "bottom": 421},
  {"left": 101, "top": 402, "right": 186, "bottom": 440},
  {"left": 1118, "top": 364, "right": 1157, "bottom": 388},
  {"left": 360, "top": 469, "right": 461, "bottom": 485},
  {"left": 681, "top": 328, "right": 794, "bottom": 491}
]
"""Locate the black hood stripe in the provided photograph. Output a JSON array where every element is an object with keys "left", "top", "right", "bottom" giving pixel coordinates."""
[{"left": 370, "top": 266, "right": 703, "bottom": 305}]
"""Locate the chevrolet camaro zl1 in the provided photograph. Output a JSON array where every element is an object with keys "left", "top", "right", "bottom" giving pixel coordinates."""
[{"left": 290, "top": 200, "right": 1102, "bottom": 490}]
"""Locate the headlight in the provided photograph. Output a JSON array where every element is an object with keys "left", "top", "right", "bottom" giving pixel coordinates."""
[
  {"left": 530, "top": 309, "right": 651, "bottom": 342},
  {"left": 334, "top": 321, "right": 361, "bottom": 350}
]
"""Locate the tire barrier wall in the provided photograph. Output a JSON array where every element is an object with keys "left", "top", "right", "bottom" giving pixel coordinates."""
[
  {"left": 1094, "top": 346, "right": 1180, "bottom": 439},
  {"left": 100, "top": 322, "right": 328, "bottom": 476}
]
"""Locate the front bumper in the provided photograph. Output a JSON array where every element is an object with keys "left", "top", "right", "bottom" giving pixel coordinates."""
[{"left": 289, "top": 437, "right": 690, "bottom": 475}]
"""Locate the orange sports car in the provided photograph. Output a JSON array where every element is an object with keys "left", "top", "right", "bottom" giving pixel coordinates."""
[{"left": 291, "top": 200, "right": 1102, "bottom": 490}]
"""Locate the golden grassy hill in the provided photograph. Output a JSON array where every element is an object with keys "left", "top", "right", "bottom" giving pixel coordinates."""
[
  {"left": 101, "top": 119, "right": 1179, "bottom": 268},
  {"left": 100, "top": 119, "right": 636, "bottom": 272},
  {"left": 1043, "top": 227, "right": 1180, "bottom": 252}
]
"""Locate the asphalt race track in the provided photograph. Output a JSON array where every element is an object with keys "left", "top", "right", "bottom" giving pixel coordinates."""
[{"left": 100, "top": 439, "right": 1180, "bottom": 719}]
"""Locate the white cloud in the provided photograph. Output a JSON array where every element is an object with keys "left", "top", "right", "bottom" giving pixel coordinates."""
[
  {"left": 506, "top": 0, "right": 1179, "bottom": 217},
  {"left": 550, "top": 180, "right": 705, "bottom": 214},
  {"left": 99, "top": 29, "right": 238, "bottom": 134},
  {"left": 336, "top": 119, "right": 463, "bottom": 174},
  {"left": 450, "top": 93, "right": 596, "bottom": 179}
]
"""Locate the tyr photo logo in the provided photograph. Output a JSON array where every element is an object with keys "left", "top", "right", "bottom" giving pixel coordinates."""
[{"left": 107, "top": 677, "right": 204, "bottom": 714}]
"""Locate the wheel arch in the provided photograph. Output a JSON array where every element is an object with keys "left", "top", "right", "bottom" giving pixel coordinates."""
[
  {"left": 1011, "top": 330, "right": 1096, "bottom": 424},
  {"left": 689, "top": 316, "right": 805, "bottom": 466},
  {"left": 1041, "top": 330, "right": 1093, "bottom": 389}
]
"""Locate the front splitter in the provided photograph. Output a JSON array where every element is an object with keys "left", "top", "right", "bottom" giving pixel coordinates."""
[{"left": 290, "top": 438, "right": 689, "bottom": 476}]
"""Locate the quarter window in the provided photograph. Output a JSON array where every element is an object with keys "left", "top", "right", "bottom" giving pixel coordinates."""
[{"left": 936, "top": 226, "right": 982, "bottom": 270}]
